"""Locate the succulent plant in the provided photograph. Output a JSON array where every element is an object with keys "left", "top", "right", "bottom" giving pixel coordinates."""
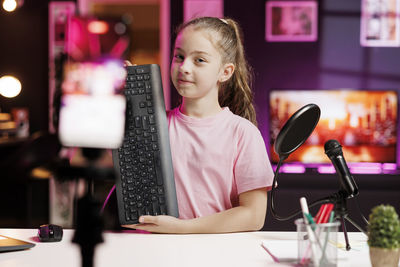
[{"left": 367, "top": 205, "right": 400, "bottom": 249}]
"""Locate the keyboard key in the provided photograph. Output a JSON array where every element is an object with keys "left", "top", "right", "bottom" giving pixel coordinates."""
[
  {"left": 145, "top": 207, "right": 151, "bottom": 215},
  {"left": 160, "top": 205, "right": 167, "bottom": 215},
  {"left": 134, "top": 116, "right": 142, "bottom": 128},
  {"left": 142, "top": 116, "right": 149, "bottom": 129},
  {"left": 149, "top": 115, "right": 155, "bottom": 124},
  {"left": 131, "top": 211, "right": 138, "bottom": 221},
  {"left": 152, "top": 202, "right": 160, "bottom": 215},
  {"left": 136, "top": 68, "right": 148, "bottom": 74}
]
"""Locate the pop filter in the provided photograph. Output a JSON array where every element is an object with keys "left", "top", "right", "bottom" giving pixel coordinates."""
[
  {"left": 270, "top": 103, "right": 324, "bottom": 221},
  {"left": 274, "top": 103, "right": 321, "bottom": 161}
]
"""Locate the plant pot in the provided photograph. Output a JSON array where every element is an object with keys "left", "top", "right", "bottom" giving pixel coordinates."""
[{"left": 369, "top": 247, "right": 400, "bottom": 267}]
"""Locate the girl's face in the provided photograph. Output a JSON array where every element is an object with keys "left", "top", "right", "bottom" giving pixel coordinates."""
[{"left": 170, "top": 27, "right": 232, "bottom": 102}]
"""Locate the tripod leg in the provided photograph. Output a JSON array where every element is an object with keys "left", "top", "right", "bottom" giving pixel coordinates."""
[
  {"left": 345, "top": 216, "right": 367, "bottom": 235},
  {"left": 339, "top": 216, "right": 351, "bottom": 251}
]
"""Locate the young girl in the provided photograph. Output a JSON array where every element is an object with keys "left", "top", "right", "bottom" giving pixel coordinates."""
[{"left": 124, "top": 17, "right": 274, "bottom": 233}]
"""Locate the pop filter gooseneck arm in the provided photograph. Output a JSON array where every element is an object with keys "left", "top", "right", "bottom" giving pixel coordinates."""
[{"left": 270, "top": 158, "right": 331, "bottom": 221}]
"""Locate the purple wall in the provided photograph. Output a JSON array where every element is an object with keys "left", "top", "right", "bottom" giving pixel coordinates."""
[{"left": 223, "top": 1, "right": 400, "bottom": 160}]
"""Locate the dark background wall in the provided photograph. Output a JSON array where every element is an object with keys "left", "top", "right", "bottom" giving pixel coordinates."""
[
  {"left": 0, "top": 0, "right": 51, "bottom": 133},
  {"left": 0, "top": 0, "right": 399, "bottom": 230}
]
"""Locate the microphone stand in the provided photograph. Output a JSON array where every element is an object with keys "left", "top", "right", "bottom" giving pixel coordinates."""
[
  {"left": 270, "top": 159, "right": 367, "bottom": 251},
  {"left": 325, "top": 191, "right": 367, "bottom": 251}
]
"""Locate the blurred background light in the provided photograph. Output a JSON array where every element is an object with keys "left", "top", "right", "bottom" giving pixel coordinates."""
[
  {"left": 2, "top": 0, "right": 23, "bottom": 12},
  {"left": 0, "top": 75, "right": 22, "bottom": 98},
  {"left": 2, "top": 0, "right": 17, "bottom": 12},
  {"left": 88, "top": 20, "right": 109, "bottom": 34}
]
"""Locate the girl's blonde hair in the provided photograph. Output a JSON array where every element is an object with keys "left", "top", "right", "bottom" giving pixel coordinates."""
[{"left": 176, "top": 17, "right": 257, "bottom": 126}]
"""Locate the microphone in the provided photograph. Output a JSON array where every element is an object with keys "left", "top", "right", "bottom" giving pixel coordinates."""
[{"left": 324, "top": 139, "right": 359, "bottom": 198}]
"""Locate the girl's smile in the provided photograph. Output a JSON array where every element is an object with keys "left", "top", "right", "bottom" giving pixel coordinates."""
[{"left": 177, "top": 78, "right": 194, "bottom": 85}]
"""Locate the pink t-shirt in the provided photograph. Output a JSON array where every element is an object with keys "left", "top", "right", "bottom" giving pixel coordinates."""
[{"left": 167, "top": 107, "right": 274, "bottom": 219}]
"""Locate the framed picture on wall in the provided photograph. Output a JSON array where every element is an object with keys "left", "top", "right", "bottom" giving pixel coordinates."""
[
  {"left": 360, "top": 0, "right": 400, "bottom": 47},
  {"left": 265, "top": 1, "right": 318, "bottom": 42}
]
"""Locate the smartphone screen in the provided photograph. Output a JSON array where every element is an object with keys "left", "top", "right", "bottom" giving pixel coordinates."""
[{"left": 58, "top": 16, "right": 129, "bottom": 149}]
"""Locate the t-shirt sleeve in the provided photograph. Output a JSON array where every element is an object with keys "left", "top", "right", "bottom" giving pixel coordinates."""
[{"left": 234, "top": 122, "right": 274, "bottom": 195}]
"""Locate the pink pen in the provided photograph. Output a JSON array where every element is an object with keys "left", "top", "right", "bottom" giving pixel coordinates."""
[{"left": 260, "top": 243, "right": 280, "bottom": 263}]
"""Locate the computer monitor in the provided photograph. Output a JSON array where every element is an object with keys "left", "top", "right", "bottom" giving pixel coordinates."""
[{"left": 269, "top": 90, "right": 398, "bottom": 167}]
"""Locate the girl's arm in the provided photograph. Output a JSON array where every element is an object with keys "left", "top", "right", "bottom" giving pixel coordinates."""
[{"left": 123, "top": 188, "right": 268, "bottom": 234}]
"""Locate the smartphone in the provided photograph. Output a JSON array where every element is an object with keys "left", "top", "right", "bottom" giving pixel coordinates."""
[{"left": 58, "top": 16, "right": 129, "bottom": 149}]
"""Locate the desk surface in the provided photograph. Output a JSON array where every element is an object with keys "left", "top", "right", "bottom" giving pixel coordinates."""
[{"left": 0, "top": 229, "right": 370, "bottom": 267}]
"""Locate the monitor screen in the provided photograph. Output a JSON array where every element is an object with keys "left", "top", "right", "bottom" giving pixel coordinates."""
[{"left": 269, "top": 90, "right": 398, "bottom": 164}]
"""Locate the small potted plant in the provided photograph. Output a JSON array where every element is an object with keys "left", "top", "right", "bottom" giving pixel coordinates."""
[{"left": 368, "top": 204, "right": 400, "bottom": 267}]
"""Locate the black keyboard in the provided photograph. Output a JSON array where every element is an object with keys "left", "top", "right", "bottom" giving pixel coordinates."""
[{"left": 112, "top": 64, "right": 179, "bottom": 224}]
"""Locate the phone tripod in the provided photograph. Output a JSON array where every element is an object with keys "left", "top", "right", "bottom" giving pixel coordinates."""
[{"left": 55, "top": 148, "right": 115, "bottom": 267}]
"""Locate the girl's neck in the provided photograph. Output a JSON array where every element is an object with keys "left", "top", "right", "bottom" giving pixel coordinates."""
[{"left": 180, "top": 98, "right": 223, "bottom": 118}]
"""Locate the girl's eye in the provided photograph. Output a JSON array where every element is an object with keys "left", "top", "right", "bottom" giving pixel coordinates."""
[
  {"left": 195, "top": 58, "right": 205, "bottom": 63},
  {"left": 174, "top": 54, "right": 184, "bottom": 61}
]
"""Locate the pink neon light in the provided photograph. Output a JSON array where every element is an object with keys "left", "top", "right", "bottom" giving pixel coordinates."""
[
  {"left": 317, "top": 165, "right": 336, "bottom": 174},
  {"left": 275, "top": 162, "right": 398, "bottom": 174},
  {"left": 281, "top": 164, "right": 306, "bottom": 173},
  {"left": 382, "top": 163, "right": 397, "bottom": 170},
  {"left": 349, "top": 162, "right": 381, "bottom": 167},
  {"left": 110, "top": 38, "right": 129, "bottom": 58},
  {"left": 350, "top": 165, "right": 382, "bottom": 174}
]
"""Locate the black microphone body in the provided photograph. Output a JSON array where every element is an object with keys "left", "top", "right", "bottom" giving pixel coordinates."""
[{"left": 324, "top": 139, "right": 359, "bottom": 198}]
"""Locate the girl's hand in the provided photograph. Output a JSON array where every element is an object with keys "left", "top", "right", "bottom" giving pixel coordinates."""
[
  {"left": 124, "top": 60, "right": 133, "bottom": 66},
  {"left": 122, "top": 215, "right": 187, "bottom": 234}
]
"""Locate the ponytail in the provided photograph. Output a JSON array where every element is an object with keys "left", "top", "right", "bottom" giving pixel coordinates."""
[{"left": 219, "top": 19, "right": 257, "bottom": 126}]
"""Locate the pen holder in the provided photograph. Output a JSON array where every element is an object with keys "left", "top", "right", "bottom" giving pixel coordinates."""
[{"left": 295, "top": 218, "right": 340, "bottom": 267}]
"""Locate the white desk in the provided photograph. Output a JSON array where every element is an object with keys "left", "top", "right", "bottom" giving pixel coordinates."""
[{"left": 0, "top": 228, "right": 370, "bottom": 267}]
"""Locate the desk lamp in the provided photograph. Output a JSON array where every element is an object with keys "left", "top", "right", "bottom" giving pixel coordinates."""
[{"left": 270, "top": 103, "right": 367, "bottom": 251}]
